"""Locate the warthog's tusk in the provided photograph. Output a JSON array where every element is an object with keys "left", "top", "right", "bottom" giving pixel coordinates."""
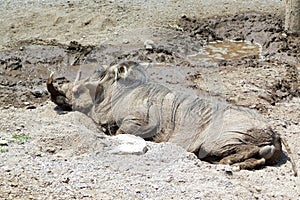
[
  {"left": 47, "top": 71, "right": 58, "bottom": 95},
  {"left": 46, "top": 71, "right": 72, "bottom": 111},
  {"left": 50, "top": 71, "right": 55, "bottom": 79},
  {"left": 47, "top": 71, "right": 55, "bottom": 85}
]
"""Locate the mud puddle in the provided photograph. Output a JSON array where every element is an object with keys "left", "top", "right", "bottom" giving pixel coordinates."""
[{"left": 187, "top": 40, "right": 261, "bottom": 63}]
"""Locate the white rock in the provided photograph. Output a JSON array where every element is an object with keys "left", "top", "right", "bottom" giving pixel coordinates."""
[
  {"left": 144, "top": 40, "right": 155, "bottom": 50},
  {"left": 109, "top": 134, "right": 148, "bottom": 155},
  {"left": 123, "top": 39, "right": 129, "bottom": 44},
  {"left": 0, "top": 139, "right": 8, "bottom": 146}
]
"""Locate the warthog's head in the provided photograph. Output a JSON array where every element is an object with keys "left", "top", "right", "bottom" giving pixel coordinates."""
[{"left": 47, "top": 61, "right": 147, "bottom": 113}]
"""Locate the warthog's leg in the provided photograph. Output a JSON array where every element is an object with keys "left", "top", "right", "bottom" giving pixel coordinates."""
[
  {"left": 115, "top": 115, "right": 158, "bottom": 139},
  {"left": 232, "top": 158, "right": 266, "bottom": 170},
  {"left": 219, "top": 145, "right": 261, "bottom": 166}
]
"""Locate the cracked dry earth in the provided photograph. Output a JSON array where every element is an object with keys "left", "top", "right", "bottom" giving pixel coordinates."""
[{"left": 0, "top": 0, "right": 299, "bottom": 199}]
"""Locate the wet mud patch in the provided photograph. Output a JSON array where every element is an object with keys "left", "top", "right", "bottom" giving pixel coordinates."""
[
  {"left": 263, "top": 64, "right": 300, "bottom": 105},
  {"left": 0, "top": 40, "right": 94, "bottom": 108},
  {"left": 0, "top": 13, "right": 299, "bottom": 112},
  {"left": 174, "top": 13, "right": 300, "bottom": 110},
  {"left": 178, "top": 13, "right": 300, "bottom": 62}
]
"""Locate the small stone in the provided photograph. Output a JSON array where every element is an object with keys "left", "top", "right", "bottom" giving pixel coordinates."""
[
  {"left": 123, "top": 39, "right": 129, "bottom": 44},
  {"left": 26, "top": 105, "right": 36, "bottom": 109},
  {"left": 3, "top": 105, "right": 11, "bottom": 109},
  {"left": 282, "top": 32, "right": 287, "bottom": 38},
  {"left": 144, "top": 40, "right": 155, "bottom": 50},
  {"left": 297, "top": 151, "right": 300, "bottom": 156},
  {"left": 62, "top": 177, "right": 70, "bottom": 184},
  {"left": 10, "top": 182, "right": 18, "bottom": 187},
  {"left": 232, "top": 165, "right": 240, "bottom": 172},
  {"left": 0, "top": 139, "right": 8, "bottom": 146},
  {"left": 166, "top": 176, "right": 174, "bottom": 182},
  {"left": 3, "top": 166, "right": 11, "bottom": 172},
  {"left": 46, "top": 147, "right": 56, "bottom": 154},
  {"left": 254, "top": 186, "right": 262, "bottom": 192}
]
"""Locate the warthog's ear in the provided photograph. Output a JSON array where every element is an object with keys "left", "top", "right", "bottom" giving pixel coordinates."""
[{"left": 114, "top": 61, "right": 139, "bottom": 80}]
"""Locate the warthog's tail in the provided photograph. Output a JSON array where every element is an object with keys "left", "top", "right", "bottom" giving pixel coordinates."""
[
  {"left": 281, "top": 137, "right": 298, "bottom": 177},
  {"left": 46, "top": 72, "right": 72, "bottom": 111}
]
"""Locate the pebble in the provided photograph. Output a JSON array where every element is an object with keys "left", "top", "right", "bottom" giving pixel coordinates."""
[
  {"left": 254, "top": 186, "right": 262, "bottom": 192},
  {"left": 10, "top": 182, "right": 18, "bottom": 187},
  {"left": 26, "top": 105, "right": 37, "bottom": 109},
  {"left": 123, "top": 39, "right": 129, "bottom": 44},
  {"left": 281, "top": 32, "right": 287, "bottom": 38},
  {"left": 232, "top": 166, "right": 240, "bottom": 172},
  {"left": 2, "top": 166, "right": 11, "bottom": 172},
  {"left": 144, "top": 40, "right": 156, "bottom": 50},
  {"left": 0, "top": 139, "right": 9, "bottom": 146}
]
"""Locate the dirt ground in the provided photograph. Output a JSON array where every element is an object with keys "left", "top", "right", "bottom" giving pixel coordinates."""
[{"left": 0, "top": 0, "right": 299, "bottom": 199}]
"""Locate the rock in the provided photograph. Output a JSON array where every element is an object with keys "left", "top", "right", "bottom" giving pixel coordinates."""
[
  {"left": 0, "top": 139, "right": 8, "bottom": 146},
  {"left": 46, "top": 147, "right": 56, "bottom": 154},
  {"left": 109, "top": 134, "right": 148, "bottom": 155},
  {"left": 26, "top": 105, "right": 37, "bottom": 109},
  {"left": 10, "top": 182, "right": 18, "bottom": 187},
  {"left": 275, "top": 90, "right": 288, "bottom": 98},
  {"left": 62, "top": 177, "right": 70, "bottom": 184},
  {"left": 23, "top": 102, "right": 31, "bottom": 106},
  {"left": 123, "top": 39, "right": 129, "bottom": 44},
  {"left": 144, "top": 40, "right": 156, "bottom": 50},
  {"left": 254, "top": 186, "right": 262, "bottom": 192},
  {"left": 232, "top": 166, "right": 241, "bottom": 172}
]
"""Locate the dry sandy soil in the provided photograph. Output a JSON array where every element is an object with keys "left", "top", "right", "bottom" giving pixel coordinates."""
[{"left": 0, "top": 0, "right": 300, "bottom": 199}]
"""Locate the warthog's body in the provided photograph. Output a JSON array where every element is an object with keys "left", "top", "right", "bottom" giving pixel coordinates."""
[{"left": 47, "top": 61, "right": 282, "bottom": 169}]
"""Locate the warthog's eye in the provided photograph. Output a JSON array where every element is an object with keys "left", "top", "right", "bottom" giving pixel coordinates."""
[{"left": 99, "top": 72, "right": 106, "bottom": 80}]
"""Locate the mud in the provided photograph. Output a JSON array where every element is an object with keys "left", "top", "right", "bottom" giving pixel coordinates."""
[
  {"left": 1, "top": 13, "right": 299, "bottom": 109},
  {"left": 0, "top": 40, "right": 94, "bottom": 108}
]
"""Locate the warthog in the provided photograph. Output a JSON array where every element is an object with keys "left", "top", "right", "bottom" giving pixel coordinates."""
[{"left": 47, "top": 61, "right": 283, "bottom": 170}]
